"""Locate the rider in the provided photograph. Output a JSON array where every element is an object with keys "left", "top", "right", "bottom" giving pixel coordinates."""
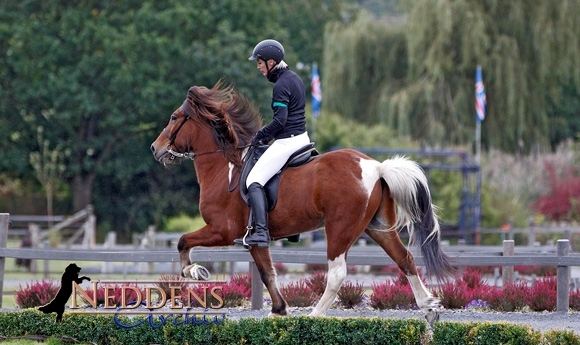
[{"left": 234, "top": 39, "right": 310, "bottom": 248}]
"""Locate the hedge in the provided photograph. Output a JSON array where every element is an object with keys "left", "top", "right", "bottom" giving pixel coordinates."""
[{"left": 0, "top": 309, "right": 578, "bottom": 345}]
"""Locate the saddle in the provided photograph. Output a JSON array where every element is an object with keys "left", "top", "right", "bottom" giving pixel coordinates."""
[{"left": 240, "top": 142, "right": 318, "bottom": 210}]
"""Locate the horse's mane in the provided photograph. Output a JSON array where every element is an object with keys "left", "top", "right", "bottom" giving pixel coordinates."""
[{"left": 183, "top": 81, "right": 262, "bottom": 167}]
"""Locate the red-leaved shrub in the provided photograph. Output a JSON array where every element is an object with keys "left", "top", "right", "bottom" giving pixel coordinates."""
[
  {"left": 274, "top": 262, "right": 288, "bottom": 275},
  {"left": 570, "top": 288, "right": 580, "bottom": 311},
  {"left": 15, "top": 280, "right": 59, "bottom": 308},
  {"left": 306, "top": 271, "right": 327, "bottom": 297},
  {"left": 281, "top": 279, "right": 317, "bottom": 307},
  {"left": 461, "top": 267, "right": 486, "bottom": 289},
  {"left": 181, "top": 275, "right": 250, "bottom": 308},
  {"left": 486, "top": 282, "right": 529, "bottom": 312},
  {"left": 337, "top": 280, "right": 365, "bottom": 308},
  {"left": 529, "top": 275, "right": 557, "bottom": 311},
  {"left": 437, "top": 280, "right": 472, "bottom": 309},
  {"left": 370, "top": 280, "right": 416, "bottom": 310}
]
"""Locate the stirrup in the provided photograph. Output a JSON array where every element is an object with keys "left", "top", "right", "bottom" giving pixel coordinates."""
[{"left": 233, "top": 226, "right": 253, "bottom": 249}]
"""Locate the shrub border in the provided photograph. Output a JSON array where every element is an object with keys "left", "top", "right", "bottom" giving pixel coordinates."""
[{"left": 1, "top": 309, "right": 579, "bottom": 345}]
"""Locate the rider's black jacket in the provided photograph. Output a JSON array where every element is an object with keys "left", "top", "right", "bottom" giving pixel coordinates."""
[{"left": 256, "top": 67, "right": 307, "bottom": 142}]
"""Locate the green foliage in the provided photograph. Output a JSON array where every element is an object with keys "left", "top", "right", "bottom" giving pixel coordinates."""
[
  {"left": 324, "top": 0, "right": 580, "bottom": 153},
  {"left": 543, "top": 330, "right": 580, "bottom": 345},
  {"left": 2, "top": 310, "right": 577, "bottom": 344},
  {"left": 163, "top": 214, "right": 206, "bottom": 233},
  {"left": 314, "top": 112, "right": 417, "bottom": 153},
  {"left": 0, "top": 0, "right": 341, "bottom": 235}
]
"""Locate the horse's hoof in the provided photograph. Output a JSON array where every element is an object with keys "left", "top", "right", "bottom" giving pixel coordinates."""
[
  {"left": 425, "top": 309, "right": 440, "bottom": 327},
  {"left": 268, "top": 312, "right": 286, "bottom": 317}
]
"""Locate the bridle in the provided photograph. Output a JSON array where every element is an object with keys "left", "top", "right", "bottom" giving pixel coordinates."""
[
  {"left": 161, "top": 104, "right": 253, "bottom": 192},
  {"left": 162, "top": 109, "right": 222, "bottom": 161}
]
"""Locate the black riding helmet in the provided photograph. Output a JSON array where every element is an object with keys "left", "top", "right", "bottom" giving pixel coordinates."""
[{"left": 249, "top": 39, "right": 284, "bottom": 64}]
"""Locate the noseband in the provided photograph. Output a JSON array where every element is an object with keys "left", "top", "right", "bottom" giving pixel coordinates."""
[{"left": 163, "top": 112, "right": 198, "bottom": 160}]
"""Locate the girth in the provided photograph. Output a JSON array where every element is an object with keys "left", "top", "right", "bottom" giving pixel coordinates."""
[{"left": 239, "top": 143, "right": 318, "bottom": 211}]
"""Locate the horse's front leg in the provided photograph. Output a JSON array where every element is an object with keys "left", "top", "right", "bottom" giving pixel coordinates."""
[
  {"left": 249, "top": 247, "right": 287, "bottom": 316},
  {"left": 176, "top": 224, "right": 230, "bottom": 277}
]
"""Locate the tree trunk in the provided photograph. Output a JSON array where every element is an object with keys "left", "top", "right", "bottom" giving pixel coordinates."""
[{"left": 71, "top": 174, "right": 95, "bottom": 212}]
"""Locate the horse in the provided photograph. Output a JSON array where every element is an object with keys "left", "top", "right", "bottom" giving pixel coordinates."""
[{"left": 150, "top": 81, "right": 453, "bottom": 321}]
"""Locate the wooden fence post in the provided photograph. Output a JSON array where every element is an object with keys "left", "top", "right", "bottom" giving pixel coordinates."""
[
  {"left": 502, "top": 240, "right": 514, "bottom": 285},
  {"left": 0, "top": 213, "right": 9, "bottom": 309},
  {"left": 250, "top": 262, "right": 263, "bottom": 310},
  {"left": 557, "top": 239, "right": 570, "bottom": 313}
]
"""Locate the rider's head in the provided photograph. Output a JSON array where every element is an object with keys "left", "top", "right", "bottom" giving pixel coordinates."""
[{"left": 249, "top": 39, "right": 285, "bottom": 78}]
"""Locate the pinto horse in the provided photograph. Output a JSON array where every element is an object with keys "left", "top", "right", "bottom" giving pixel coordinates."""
[{"left": 150, "top": 82, "right": 452, "bottom": 320}]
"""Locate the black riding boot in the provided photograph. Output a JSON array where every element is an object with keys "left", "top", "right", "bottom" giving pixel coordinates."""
[{"left": 234, "top": 183, "right": 270, "bottom": 248}]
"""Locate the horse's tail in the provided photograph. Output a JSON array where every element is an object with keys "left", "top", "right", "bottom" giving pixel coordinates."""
[{"left": 379, "top": 156, "right": 453, "bottom": 281}]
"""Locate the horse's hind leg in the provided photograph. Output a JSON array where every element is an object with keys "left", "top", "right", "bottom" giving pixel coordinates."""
[
  {"left": 365, "top": 228, "right": 441, "bottom": 312},
  {"left": 309, "top": 251, "right": 347, "bottom": 316},
  {"left": 248, "top": 247, "right": 287, "bottom": 316}
]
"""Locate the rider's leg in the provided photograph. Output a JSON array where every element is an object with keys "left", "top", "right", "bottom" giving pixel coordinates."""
[{"left": 234, "top": 182, "right": 270, "bottom": 247}]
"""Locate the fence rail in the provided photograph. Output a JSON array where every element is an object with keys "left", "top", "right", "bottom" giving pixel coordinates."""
[{"left": 1, "top": 213, "right": 578, "bottom": 312}]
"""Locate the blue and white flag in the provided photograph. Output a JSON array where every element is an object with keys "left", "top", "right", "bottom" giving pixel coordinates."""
[
  {"left": 475, "top": 66, "right": 486, "bottom": 122},
  {"left": 311, "top": 64, "right": 322, "bottom": 119}
]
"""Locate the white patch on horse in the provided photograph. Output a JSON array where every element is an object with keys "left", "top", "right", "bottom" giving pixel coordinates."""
[
  {"left": 358, "top": 159, "right": 381, "bottom": 198},
  {"left": 310, "top": 253, "right": 347, "bottom": 316},
  {"left": 407, "top": 274, "right": 439, "bottom": 312},
  {"left": 228, "top": 148, "right": 249, "bottom": 183}
]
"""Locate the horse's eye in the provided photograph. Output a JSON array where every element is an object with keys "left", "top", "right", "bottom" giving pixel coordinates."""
[{"left": 171, "top": 115, "right": 177, "bottom": 121}]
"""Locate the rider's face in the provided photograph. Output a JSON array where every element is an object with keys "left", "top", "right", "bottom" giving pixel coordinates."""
[{"left": 257, "top": 59, "right": 274, "bottom": 77}]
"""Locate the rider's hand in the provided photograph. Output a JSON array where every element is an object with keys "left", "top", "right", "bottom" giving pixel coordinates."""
[{"left": 251, "top": 133, "right": 264, "bottom": 146}]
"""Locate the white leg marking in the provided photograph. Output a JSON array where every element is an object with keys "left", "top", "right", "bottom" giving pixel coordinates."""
[
  {"left": 407, "top": 275, "right": 441, "bottom": 312},
  {"left": 310, "top": 253, "right": 347, "bottom": 316}
]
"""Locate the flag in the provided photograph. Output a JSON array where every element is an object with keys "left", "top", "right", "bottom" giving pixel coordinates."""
[
  {"left": 311, "top": 64, "right": 322, "bottom": 119},
  {"left": 475, "top": 66, "right": 486, "bottom": 122}
]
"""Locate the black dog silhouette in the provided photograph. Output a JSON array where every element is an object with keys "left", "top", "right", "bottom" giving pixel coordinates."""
[{"left": 38, "top": 263, "right": 90, "bottom": 322}]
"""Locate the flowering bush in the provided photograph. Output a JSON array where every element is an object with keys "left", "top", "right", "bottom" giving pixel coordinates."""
[
  {"left": 437, "top": 280, "right": 472, "bottom": 309},
  {"left": 181, "top": 274, "right": 250, "bottom": 308},
  {"left": 280, "top": 279, "right": 317, "bottom": 307},
  {"left": 461, "top": 267, "right": 486, "bottom": 289},
  {"left": 15, "top": 280, "right": 59, "bottom": 308},
  {"left": 486, "top": 282, "right": 529, "bottom": 312},
  {"left": 528, "top": 275, "right": 557, "bottom": 312},
  {"left": 370, "top": 280, "right": 416, "bottom": 310},
  {"left": 570, "top": 288, "right": 580, "bottom": 311},
  {"left": 337, "top": 280, "right": 365, "bottom": 308},
  {"left": 305, "top": 271, "right": 327, "bottom": 297},
  {"left": 274, "top": 262, "right": 288, "bottom": 275}
]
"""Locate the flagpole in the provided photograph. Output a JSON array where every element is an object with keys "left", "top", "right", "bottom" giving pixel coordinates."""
[{"left": 475, "top": 120, "right": 481, "bottom": 166}]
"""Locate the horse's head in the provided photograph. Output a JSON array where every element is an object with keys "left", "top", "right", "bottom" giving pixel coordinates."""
[
  {"left": 150, "top": 103, "right": 194, "bottom": 166},
  {"left": 151, "top": 82, "right": 260, "bottom": 167}
]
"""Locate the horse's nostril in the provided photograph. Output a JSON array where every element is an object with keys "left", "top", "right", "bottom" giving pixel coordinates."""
[{"left": 150, "top": 144, "right": 155, "bottom": 153}]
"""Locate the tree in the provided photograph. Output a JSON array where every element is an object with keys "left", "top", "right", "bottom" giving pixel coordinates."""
[
  {"left": 0, "top": 0, "right": 284, "bottom": 234},
  {"left": 323, "top": 0, "right": 580, "bottom": 153}
]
